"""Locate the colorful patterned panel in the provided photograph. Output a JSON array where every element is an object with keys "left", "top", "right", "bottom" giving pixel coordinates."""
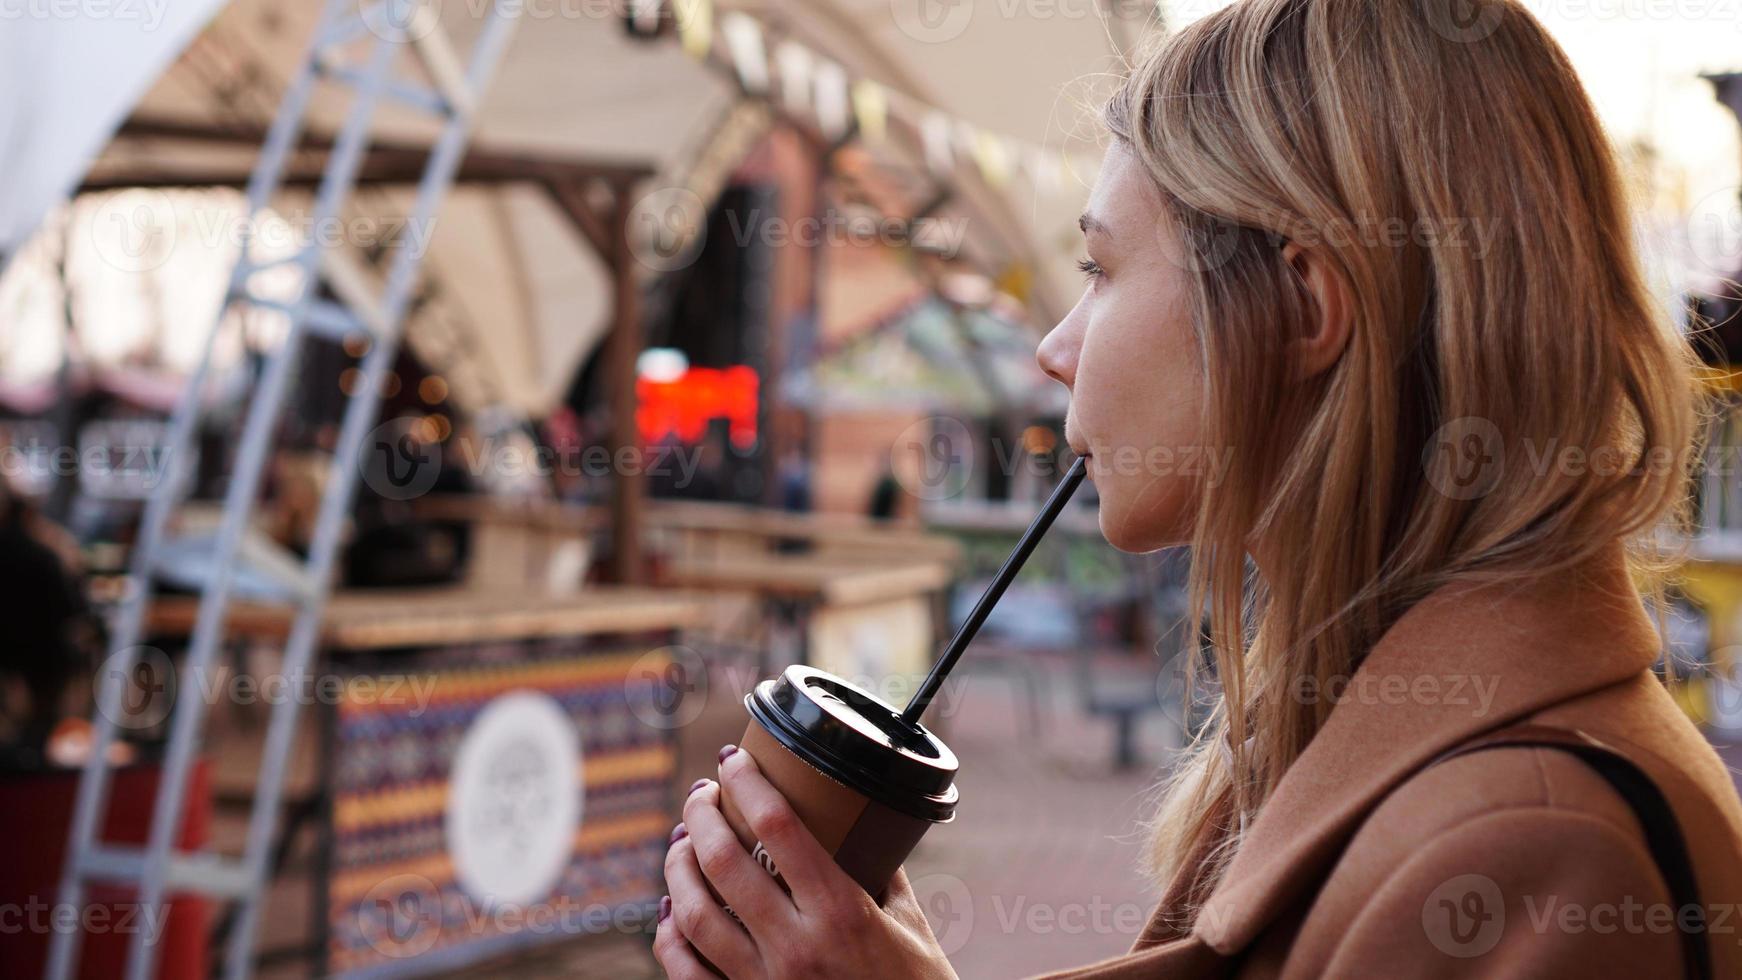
[{"left": 326, "top": 644, "right": 675, "bottom": 976}]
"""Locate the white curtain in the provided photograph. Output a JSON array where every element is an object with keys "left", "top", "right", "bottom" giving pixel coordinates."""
[{"left": 0, "top": 0, "right": 230, "bottom": 252}]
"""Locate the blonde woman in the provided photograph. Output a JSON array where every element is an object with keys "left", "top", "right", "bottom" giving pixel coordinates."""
[{"left": 655, "top": 1, "right": 1742, "bottom": 976}]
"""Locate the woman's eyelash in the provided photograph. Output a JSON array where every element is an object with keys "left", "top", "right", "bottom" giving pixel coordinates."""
[{"left": 1077, "top": 258, "right": 1103, "bottom": 280}]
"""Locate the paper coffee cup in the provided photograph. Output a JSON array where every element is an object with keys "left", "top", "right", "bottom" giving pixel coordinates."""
[{"left": 719, "top": 665, "right": 958, "bottom": 899}]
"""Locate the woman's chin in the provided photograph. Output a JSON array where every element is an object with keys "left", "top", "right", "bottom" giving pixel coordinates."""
[
  {"left": 1096, "top": 504, "right": 1166, "bottom": 554},
  {"left": 1095, "top": 495, "right": 1192, "bottom": 554}
]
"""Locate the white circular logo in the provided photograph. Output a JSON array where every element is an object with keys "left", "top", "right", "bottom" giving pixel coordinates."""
[
  {"left": 889, "top": 0, "right": 973, "bottom": 44},
  {"left": 1423, "top": 416, "right": 1504, "bottom": 501},
  {"left": 891, "top": 416, "right": 974, "bottom": 501},
  {"left": 359, "top": 873, "right": 443, "bottom": 959},
  {"left": 362, "top": 0, "right": 439, "bottom": 42},
  {"left": 445, "top": 691, "right": 581, "bottom": 907},
  {"left": 98, "top": 646, "right": 176, "bottom": 730},
  {"left": 1687, "top": 186, "right": 1742, "bottom": 280},
  {"left": 1421, "top": 0, "right": 1506, "bottom": 44},
  {"left": 909, "top": 872, "right": 975, "bottom": 955},
  {"left": 88, "top": 189, "right": 178, "bottom": 274},
  {"left": 627, "top": 187, "right": 708, "bottom": 272},
  {"left": 1421, "top": 873, "right": 1505, "bottom": 958},
  {"left": 361, "top": 417, "right": 442, "bottom": 501},
  {"left": 626, "top": 645, "right": 708, "bottom": 731}
]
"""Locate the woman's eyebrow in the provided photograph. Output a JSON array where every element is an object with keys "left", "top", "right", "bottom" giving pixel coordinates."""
[{"left": 1078, "top": 211, "right": 1111, "bottom": 237}]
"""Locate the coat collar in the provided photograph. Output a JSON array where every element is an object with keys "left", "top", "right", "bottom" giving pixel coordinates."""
[{"left": 1191, "top": 545, "right": 1664, "bottom": 953}]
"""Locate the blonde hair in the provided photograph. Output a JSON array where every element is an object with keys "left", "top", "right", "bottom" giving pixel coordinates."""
[{"left": 1104, "top": 0, "right": 1701, "bottom": 916}]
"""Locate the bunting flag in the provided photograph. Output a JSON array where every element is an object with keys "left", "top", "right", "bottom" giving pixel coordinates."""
[
  {"left": 720, "top": 12, "right": 769, "bottom": 93},
  {"left": 627, "top": 0, "right": 662, "bottom": 35},
  {"left": 668, "top": 3, "right": 1092, "bottom": 199},
  {"left": 1023, "top": 145, "right": 1063, "bottom": 193},
  {"left": 774, "top": 41, "right": 814, "bottom": 115},
  {"left": 673, "top": 0, "right": 712, "bottom": 60},
  {"left": 920, "top": 112, "right": 954, "bottom": 177},
  {"left": 972, "top": 130, "right": 1013, "bottom": 187},
  {"left": 813, "top": 59, "right": 850, "bottom": 140},
  {"left": 851, "top": 79, "right": 888, "bottom": 144}
]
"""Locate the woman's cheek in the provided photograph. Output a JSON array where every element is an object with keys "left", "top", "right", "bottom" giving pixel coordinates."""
[{"left": 1095, "top": 458, "right": 1197, "bottom": 553}]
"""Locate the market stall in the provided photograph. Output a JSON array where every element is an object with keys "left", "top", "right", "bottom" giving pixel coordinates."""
[{"left": 144, "top": 586, "right": 701, "bottom": 977}]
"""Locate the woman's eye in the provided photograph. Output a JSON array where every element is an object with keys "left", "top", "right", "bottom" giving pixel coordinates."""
[{"left": 1077, "top": 258, "right": 1103, "bottom": 282}]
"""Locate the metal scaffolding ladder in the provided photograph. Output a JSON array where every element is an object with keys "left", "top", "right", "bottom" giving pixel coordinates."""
[{"left": 46, "top": 1, "right": 522, "bottom": 977}]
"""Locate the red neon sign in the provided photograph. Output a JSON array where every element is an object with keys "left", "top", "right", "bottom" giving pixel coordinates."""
[{"left": 636, "top": 366, "right": 759, "bottom": 448}]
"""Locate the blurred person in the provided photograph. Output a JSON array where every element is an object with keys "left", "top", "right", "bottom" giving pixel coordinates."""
[
  {"left": 0, "top": 477, "right": 91, "bottom": 758},
  {"left": 656, "top": 2, "right": 1742, "bottom": 977},
  {"left": 866, "top": 465, "right": 902, "bottom": 522}
]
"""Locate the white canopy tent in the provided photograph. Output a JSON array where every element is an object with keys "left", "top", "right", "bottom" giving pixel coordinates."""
[{"left": 0, "top": 0, "right": 1133, "bottom": 418}]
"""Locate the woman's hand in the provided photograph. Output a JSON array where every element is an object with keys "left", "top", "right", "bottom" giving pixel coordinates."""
[{"left": 654, "top": 745, "right": 957, "bottom": 979}]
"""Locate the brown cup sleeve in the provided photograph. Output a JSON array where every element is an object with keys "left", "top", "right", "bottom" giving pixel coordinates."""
[{"left": 719, "top": 719, "right": 935, "bottom": 899}]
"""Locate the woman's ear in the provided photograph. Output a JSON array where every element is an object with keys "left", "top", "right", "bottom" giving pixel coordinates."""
[{"left": 1282, "top": 241, "right": 1353, "bottom": 379}]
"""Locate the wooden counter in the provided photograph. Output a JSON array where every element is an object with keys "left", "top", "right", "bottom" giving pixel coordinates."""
[
  {"left": 657, "top": 553, "right": 953, "bottom": 607},
  {"left": 146, "top": 586, "right": 704, "bottom": 649},
  {"left": 654, "top": 550, "right": 953, "bottom": 690}
]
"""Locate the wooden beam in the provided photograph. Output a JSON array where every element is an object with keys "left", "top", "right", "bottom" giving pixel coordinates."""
[
  {"left": 543, "top": 179, "right": 618, "bottom": 274},
  {"left": 606, "top": 180, "right": 647, "bottom": 584},
  {"left": 88, "top": 115, "right": 655, "bottom": 190}
]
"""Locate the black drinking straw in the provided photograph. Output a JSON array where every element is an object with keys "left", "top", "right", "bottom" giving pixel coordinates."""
[{"left": 899, "top": 455, "right": 1091, "bottom": 726}]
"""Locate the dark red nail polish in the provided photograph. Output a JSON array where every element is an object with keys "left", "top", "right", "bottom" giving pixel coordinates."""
[
  {"left": 718, "top": 744, "right": 738, "bottom": 763},
  {"left": 688, "top": 778, "right": 710, "bottom": 795},
  {"left": 658, "top": 895, "right": 671, "bottom": 923},
  {"left": 669, "top": 822, "right": 687, "bottom": 844}
]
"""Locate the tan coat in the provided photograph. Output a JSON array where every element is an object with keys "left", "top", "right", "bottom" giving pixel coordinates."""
[{"left": 1045, "top": 551, "right": 1742, "bottom": 978}]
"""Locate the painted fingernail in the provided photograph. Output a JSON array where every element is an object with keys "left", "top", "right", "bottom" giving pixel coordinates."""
[
  {"left": 688, "top": 778, "right": 710, "bottom": 795},
  {"left": 658, "top": 895, "right": 672, "bottom": 923},
  {"left": 669, "top": 822, "right": 687, "bottom": 844},
  {"left": 718, "top": 744, "right": 738, "bottom": 763}
]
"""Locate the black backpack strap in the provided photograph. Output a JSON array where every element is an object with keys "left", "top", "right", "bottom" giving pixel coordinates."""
[{"left": 1431, "top": 725, "right": 1710, "bottom": 980}]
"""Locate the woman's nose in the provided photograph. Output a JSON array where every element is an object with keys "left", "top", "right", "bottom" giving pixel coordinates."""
[{"left": 1037, "top": 317, "right": 1079, "bottom": 389}]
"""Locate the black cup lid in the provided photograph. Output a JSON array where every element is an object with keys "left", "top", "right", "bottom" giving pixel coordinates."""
[{"left": 746, "top": 666, "right": 958, "bottom": 822}]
